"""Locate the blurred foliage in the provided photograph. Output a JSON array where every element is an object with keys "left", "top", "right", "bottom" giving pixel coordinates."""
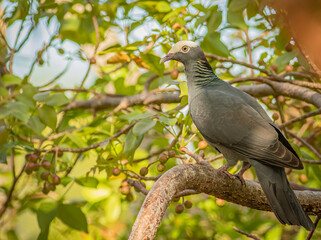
[{"left": 0, "top": 0, "right": 321, "bottom": 239}]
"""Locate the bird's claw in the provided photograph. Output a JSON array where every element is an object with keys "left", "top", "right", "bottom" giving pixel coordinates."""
[
  {"left": 218, "top": 163, "right": 249, "bottom": 186},
  {"left": 233, "top": 173, "right": 246, "bottom": 186}
]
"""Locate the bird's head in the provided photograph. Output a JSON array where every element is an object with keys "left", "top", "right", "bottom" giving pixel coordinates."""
[{"left": 160, "top": 41, "right": 205, "bottom": 65}]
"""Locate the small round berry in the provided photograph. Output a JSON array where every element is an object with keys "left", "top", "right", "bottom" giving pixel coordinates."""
[
  {"left": 26, "top": 153, "right": 39, "bottom": 162},
  {"left": 216, "top": 198, "right": 226, "bottom": 207},
  {"left": 48, "top": 183, "right": 56, "bottom": 191},
  {"left": 198, "top": 141, "right": 208, "bottom": 150},
  {"left": 175, "top": 204, "right": 184, "bottom": 214},
  {"left": 157, "top": 163, "right": 165, "bottom": 172},
  {"left": 170, "top": 69, "right": 179, "bottom": 80},
  {"left": 121, "top": 179, "right": 129, "bottom": 187},
  {"left": 159, "top": 153, "right": 168, "bottom": 164},
  {"left": 52, "top": 174, "right": 61, "bottom": 185},
  {"left": 299, "top": 174, "right": 308, "bottom": 184},
  {"left": 271, "top": 65, "right": 278, "bottom": 72},
  {"left": 278, "top": 96, "right": 285, "bottom": 102},
  {"left": 40, "top": 172, "right": 50, "bottom": 180},
  {"left": 172, "top": 23, "right": 181, "bottom": 30},
  {"left": 25, "top": 162, "right": 37, "bottom": 172},
  {"left": 112, "top": 167, "right": 121, "bottom": 176},
  {"left": 42, "top": 161, "right": 51, "bottom": 170},
  {"left": 285, "top": 43, "right": 293, "bottom": 52},
  {"left": 272, "top": 113, "right": 279, "bottom": 121},
  {"left": 184, "top": 200, "right": 193, "bottom": 209},
  {"left": 285, "top": 65, "right": 293, "bottom": 72},
  {"left": 168, "top": 150, "right": 176, "bottom": 158},
  {"left": 120, "top": 185, "right": 130, "bottom": 195},
  {"left": 140, "top": 167, "right": 148, "bottom": 176},
  {"left": 42, "top": 183, "right": 50, "bottom": 194}
]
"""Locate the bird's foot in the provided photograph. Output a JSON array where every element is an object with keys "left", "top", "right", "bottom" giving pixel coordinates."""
[
  {"left": 218, "top": 164, "right": 234, "bottom": 180},
  {"left": 218, "top": 163, "right": 251, "bottom": 186},
  {"left": 232, "top": 162, "right": 251, "bottom": 186}
]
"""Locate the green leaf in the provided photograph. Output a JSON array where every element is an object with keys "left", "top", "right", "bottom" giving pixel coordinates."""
[
  {"left": 0, "top": 87, "right": 9, "bottom": 97},
  {"left": 229, "top": 0, "right": 249, "bottom": 12},
  {"left": 207, "top": 10, "right": 222, "bottom": 32},
  {"left": 156, "top": 1, "right": 171, "bottom": 12},
  {"left": 75, "top": 177, "right": 99, "bottom": 188},
  {"left": 38, "top": 105, "right": 57, "bottom": 130},
  {"left": 28, "top": 116, "right": 45, "bottom": 135},
  {"left": 1, "top": 74, "right": 22, "bottom": 86},
  {"left": 7, "top": 102, "right": 30, "bottom": 122},
  {"left": 179, "top": 81, "right": 188, "bottom": 97},
  {"left": 227, "top": 10, "right": 246, "bottom": 29},
  {"left": 0, "top": 107, "right": 11, "bottom": 119},
  {"left": 60, "top": 176, "right": 73, "bottom": 187},
  {"left": 159, "top": 116, "right": 177, "bottom": 126},
  {"left": 311, "top": 165, "right": 321, "bottom": 183},
  {"left": 132, "top": 118, "right": 156, "bottom": 136},
  {"left": 274, "top": 52, "right": 296, "bottom": 70},
  {"left": 33, "top": 92, "right": 50, "bottom": 102},
  {"left": 37, "top": 201, "right": 57, "bottom": 240},
  {"left": 123, "top": 129, "right": 143, "bottom": 162},
  {"left": 56, "top": 203, "right": 88, "bottom": 233},
  {"left": 45, "top": 93, "right": 69, "bottom": 106},
  {"left": 141, "top": 53, "right": 164, "bottom": 76},
  {"left": 129, "top": 113, "right": 155, "bottom": 122},
  {"left": 0, "top": 125, "right": 8, "bottom": 164},
  {"left": 201, "top": 32, "right": 229, "bottom": 57},
  {"left": 67, "top": 133, "right": 87, "bottom": 148}
]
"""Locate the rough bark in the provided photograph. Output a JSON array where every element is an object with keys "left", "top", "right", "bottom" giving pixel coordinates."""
[
  {"left": 129, "top": 163, "right": 321, "bottom": 240},
  {"left": 64, "top": 81, "right": 321, "bottom": 111}
]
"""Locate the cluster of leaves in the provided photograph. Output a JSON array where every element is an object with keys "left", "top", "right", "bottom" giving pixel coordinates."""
[{"left": 0, "top": 0, "right": 321, "bottom": 239}]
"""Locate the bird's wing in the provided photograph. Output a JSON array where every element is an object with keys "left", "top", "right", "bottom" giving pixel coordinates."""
[{"left": 190, "top": 87, "right": 302, "bottom": 169}]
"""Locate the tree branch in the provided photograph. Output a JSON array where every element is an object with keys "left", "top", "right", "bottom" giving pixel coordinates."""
[{"left": 129, "top": 164, "right": 321, "bottom": 240}]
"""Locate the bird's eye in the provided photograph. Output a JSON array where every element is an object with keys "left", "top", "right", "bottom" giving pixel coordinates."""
[{"left": 181, "top": 45, "right": 190, "bottom": 53}]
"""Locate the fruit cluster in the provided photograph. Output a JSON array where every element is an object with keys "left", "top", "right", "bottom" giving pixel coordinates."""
[{"left": 24, "top": 152, "right": 61, "bottom": 195}]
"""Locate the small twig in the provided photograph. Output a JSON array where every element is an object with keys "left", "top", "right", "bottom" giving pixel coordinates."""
[
  {"left": 39, "top": 60, "right": 72, "bottom": 88},
  {"left": 301, "top": 159, "right": 321, "bottom": 165},
  {"left": 127, "top": 179, "right": 149, "bottom": 195},
  {"left": 39, "top": 88, "right": 100, "bottom": 95},
  {"left": 305, "top": 215, "right": 320, "bottom": 240},
  {"left": 205, "top": 53, "right": 271, "bottom": 76},
  {"left": 286, "top": 129, "right": 321, "bottom": 160},
  {"left": 206, "top": 154, "right": 224, "bottom": 162},
  {"left": 279, "top": 107, "right": 321, "bottom": 128},
  {"left": 0, "top": 163, "right": 25, "bottom": 218},
  {"left": 179, "top": 147, "right": 203, "bottom": 164},
  {"left": 244, "top": 28, "right": 254, "bottom": 77},
  {"left": 64, "top": 153, "right": 82, "bottom": 177},
  {"left": 91, "top": 12, "right": 100, "bottom": 52},
  {"left": 233, "top": 226, "right": 261, "bottom": 240},
  {"left": 40, "top": 122, "right": 135, "bottom": 153}
]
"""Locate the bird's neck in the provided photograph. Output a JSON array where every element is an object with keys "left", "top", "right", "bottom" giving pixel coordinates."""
[{"left": 185, "top": 59, "right": 222, "bottom": 88}]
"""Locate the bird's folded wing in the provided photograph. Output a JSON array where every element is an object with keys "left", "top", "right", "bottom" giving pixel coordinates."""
[{"left": 191, "top": 89, "right": 302, "bottom": 169}]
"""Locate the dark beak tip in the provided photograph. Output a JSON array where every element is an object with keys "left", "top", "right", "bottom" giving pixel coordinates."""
[{"left": 160, "top": 53, "right": 173, "bottom": 64}]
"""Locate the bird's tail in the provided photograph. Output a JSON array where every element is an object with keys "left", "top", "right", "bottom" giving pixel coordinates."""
[{"left": 249, "top": 160, "right": 314, "bottom": 231}]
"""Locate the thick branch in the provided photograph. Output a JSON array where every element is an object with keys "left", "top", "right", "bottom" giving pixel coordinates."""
[
  {"left": 64, "top": 80, "right": 321, "bottom": 112},
  {"left": 64, "top": 92, "right": 181, "bottom": 111},
  {"left": 129, "top": 164, "right": 321, "bottom": 240}
]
